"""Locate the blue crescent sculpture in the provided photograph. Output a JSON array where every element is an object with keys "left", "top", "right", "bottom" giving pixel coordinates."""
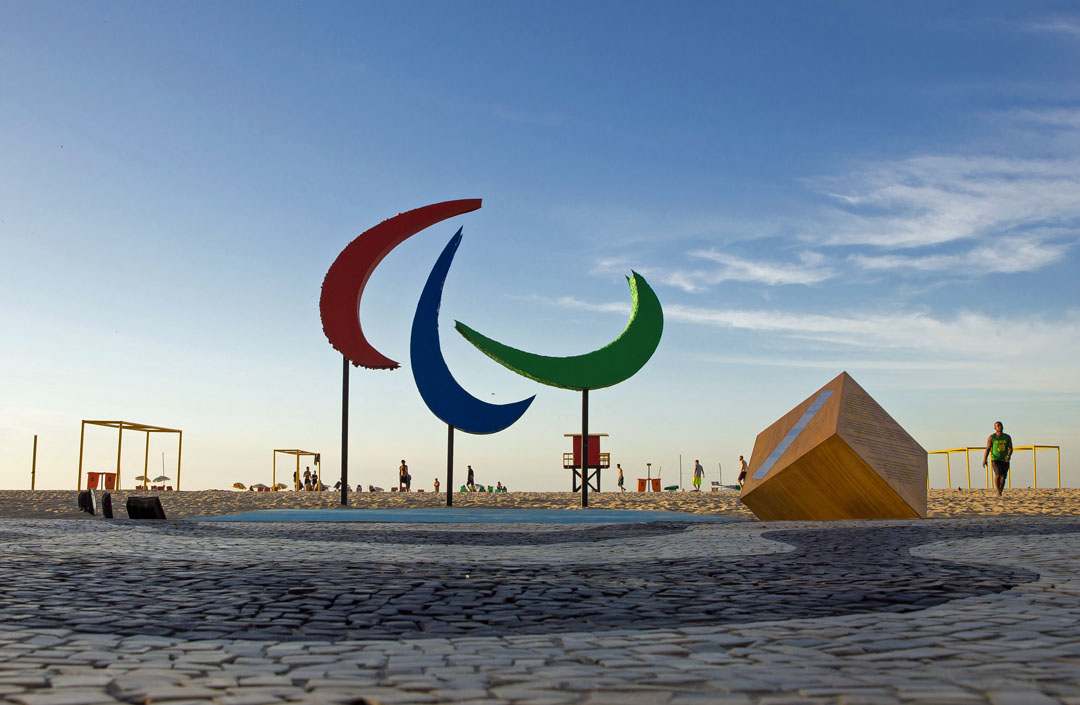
[{"left": 410, "top": 229, "right": 535, "bottom": 434}]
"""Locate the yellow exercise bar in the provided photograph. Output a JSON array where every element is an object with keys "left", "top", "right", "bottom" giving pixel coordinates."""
[{"left": 928, "top": 445, "right": 1060, "bottom": 489}]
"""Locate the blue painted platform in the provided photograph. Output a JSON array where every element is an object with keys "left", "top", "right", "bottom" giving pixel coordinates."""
[{"left": 192, "top": 508, "right": 738, "bottom": 524}]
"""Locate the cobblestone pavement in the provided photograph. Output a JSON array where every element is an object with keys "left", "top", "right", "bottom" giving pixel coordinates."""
[{"left": 1, "top": 516, "right": 1079, "bottom": 704}]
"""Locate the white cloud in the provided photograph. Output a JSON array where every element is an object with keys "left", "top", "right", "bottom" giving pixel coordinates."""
[
  {"left": 1024, "top": 18, "right": 1080, "bottom": 38},
  {"left": 625, "top": 250, "right": 836, "bottom": 293},
  {"left": 662, "top": 305, "right": 1080, "bottom": 362},
  {"left": 850, "top": 233, "right": 1071, "bottom": 273},
  {"left": 580, "top": 109, "right": 1080, "bottom": 291},
  {"left": 1005, "top": 108, "right": 1080, "bottom": 129},
  {"left": 813, "top": 152, "right": 1080, "bottom": 249},
  {"left": 551, "top": 295, "right": 630, "bottom": 315},
  {"left": 550, "top": 292, "right": 1080, "bottom": 363}
]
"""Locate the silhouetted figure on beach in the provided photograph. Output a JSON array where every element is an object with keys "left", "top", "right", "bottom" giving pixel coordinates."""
[{"left": 738, "top": 456, "right": 749, "bottom": 489}]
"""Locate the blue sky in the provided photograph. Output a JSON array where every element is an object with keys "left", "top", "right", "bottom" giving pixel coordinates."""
[{"left": 2, "top": 1, "right": 1078, "bottom": 492}]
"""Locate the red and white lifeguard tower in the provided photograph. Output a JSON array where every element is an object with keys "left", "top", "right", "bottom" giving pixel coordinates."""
[{"left": 563, "top": 433, "right": 609, "bottom": 492}]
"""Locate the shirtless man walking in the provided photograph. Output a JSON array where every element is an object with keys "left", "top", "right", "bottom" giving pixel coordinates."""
[{"left": 982, "top": 421, "right": 1013, "bottom": 496}]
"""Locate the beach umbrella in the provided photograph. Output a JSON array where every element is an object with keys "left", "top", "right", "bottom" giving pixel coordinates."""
[
  {"left": 135, "top": 475, "right": 149, "bottom": 482},
  {"left": 233, "top": 483, "right": 246, "bottom": 490},
  {"left": 251, "top": 483, "right": 269, "bottom": 489},
  {"left": 153, "top": 475, "right": 171, "bottom": 483},
  {"left": 274, "top": 483, "right": 288, "bottom": 490}
]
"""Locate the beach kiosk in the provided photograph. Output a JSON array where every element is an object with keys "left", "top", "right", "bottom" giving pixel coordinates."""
[
  {"left": 563, "top": 433, "right": 609, "bottom": 492},
  {"left": 77, "top": 420, "right": 183, "bottom": 491},
  {"left": 274, "top": 449, "right": 321, "bottom": 490}
]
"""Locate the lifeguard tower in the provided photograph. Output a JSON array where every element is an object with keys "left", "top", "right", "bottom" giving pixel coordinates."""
[{"left": 563, "top": 433, "right": 609, "bottom": 492}]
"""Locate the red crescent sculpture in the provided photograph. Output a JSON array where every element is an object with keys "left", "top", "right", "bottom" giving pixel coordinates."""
[{"left": 320, "top": 199, "right": 482, "bottom": 369}]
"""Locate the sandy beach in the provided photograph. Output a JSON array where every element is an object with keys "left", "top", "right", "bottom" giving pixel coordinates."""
[{"left": 1, "top": 487, "right": 1078, "bottom": 519}]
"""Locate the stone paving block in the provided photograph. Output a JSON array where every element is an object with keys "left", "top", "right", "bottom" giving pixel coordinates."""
[
  {"left": 0, "top": 677, "right": 49, "bottom": 688},
  {"left": 7, "top": 690, "right": 122, "bottom": 705},
  {"left": 119, "top": 685, "right": 222, "bottom": 702},
  {"left": 342, "top": 687, "right": 439, "bottom": 703},
  {"left": 4, "top": 516, "right": 1080, "bottom": 705},
  {"left": 211, "top": 695, "right": 285, "bottom": 705},
  {"left": 837, "top": 696, "right": 901, "bottom": 705},
  {"left": 987, "top": 692, "right": 1062, "bottom": 705},
  {"left": 582, "top": 691, "right": 675, "bottom": 705},
  {"left": 756, "top": 697, "right": 832, "bottom": 705}
]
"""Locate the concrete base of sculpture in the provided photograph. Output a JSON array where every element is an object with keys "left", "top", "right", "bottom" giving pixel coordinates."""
[{"left": 741, "top": 372, "right": 927, "bottom": 520}]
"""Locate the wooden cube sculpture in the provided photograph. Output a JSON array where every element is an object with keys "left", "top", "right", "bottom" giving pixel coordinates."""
[{"left": 741, "top": 372, "right": 927, "bottom": 520}]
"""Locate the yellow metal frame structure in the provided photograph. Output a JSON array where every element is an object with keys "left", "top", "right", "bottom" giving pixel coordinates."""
[
  {"left": 77, "top": 420, "right": 183, "bottom": 491},
  {"left": 273, "top": 449, "right": 320, "bottom": 491},
  {"left": 928, "top": 445, "right": 1061, "bottom": 489}
]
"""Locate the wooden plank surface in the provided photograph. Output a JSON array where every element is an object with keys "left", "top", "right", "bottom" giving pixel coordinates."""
[{"left": 741, "top": 371, "right": 927, "bottom": 520}]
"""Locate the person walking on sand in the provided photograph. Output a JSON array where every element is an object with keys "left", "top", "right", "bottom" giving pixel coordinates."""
[
  {"left": 982, "top": 421, "right": 1013, "bottom": 496},
  {"left": 467, "top": 465, "right": 475, "bottom": 490},
  {"left": 692, "top": 460, "right": 704, "bottom": 491},
  {"left": 617, "top": 463, "right": 625, "bottom": 491},
  {"left": 399, "top": 460, "right": 410, "bottom": 492},
  {"left": 738, "top": 455, "right": 749, "bottom": 489},
  {"left": 434, "top": 477, "right": 440, "bottom": 493}
]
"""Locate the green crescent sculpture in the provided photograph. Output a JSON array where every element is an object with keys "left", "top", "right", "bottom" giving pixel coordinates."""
[{"left": 454, "top": 271, "right": 663, "bottom": 391}]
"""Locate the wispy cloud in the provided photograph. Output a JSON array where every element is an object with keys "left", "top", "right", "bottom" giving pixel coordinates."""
[
  {"left": 850, "top": 233, "right": 1071, "bottom": 273},
  {"left": 549, "top": 291, "right": 1077, "bottom": 357},
  {"left": 546, "top": 292, "right": 1077, "bottom": 356},
  {"left": 660, "top": 250, "right": 836, "bottom": 292},
  {"left": 1023, "top": 17, "right": 1080, "bottom": 38},
  {"left": 594, "top": 249, "right": 835, "bottom": 293},
  {"left": 578, "top": 108, "right": 1080, "bottom": 291},
  {"left": 813, "top": 152, "right": 1080, "bottom": 249}
]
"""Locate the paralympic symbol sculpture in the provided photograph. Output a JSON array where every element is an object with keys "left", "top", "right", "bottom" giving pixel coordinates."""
[{"left": 320, "top": 199, "right": 663, "bottom": 507}]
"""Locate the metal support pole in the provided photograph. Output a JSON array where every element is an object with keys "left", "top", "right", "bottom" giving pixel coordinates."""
[
  {"left": 143, "top": 431, "right": 150, "bottom": 490},
  {"left": 581, "top": 389, "right": 589, "bottom": 508},
  {"left": 341, "top": 355, "right": 349, "bottom": 507},
  {"left": 176, "top": 430, "right": 183, "bottom": 490},
  {"left": 447, "top": 424, "right": 454, "bottom": 507},
  {"left": 1057, "top": 448, "right": 1061, "bottom": 489},
  {"left": 77, "top": 421, "right": 86, "bottom": 490},
  {"left": 1033, "top": 448, "right": 1038, "bottom": 489},
  {"left": 116, "top": 423, "right": 124, "bottom": 490},
  {"left": 31, "top": 435, "right": 37, "bottom": 490},
  {"left": 945, "top": 453, "right": 950, "bottom": 489},
  {"left": 965, "top": 450, "right": 970, "bottom": 489}
]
